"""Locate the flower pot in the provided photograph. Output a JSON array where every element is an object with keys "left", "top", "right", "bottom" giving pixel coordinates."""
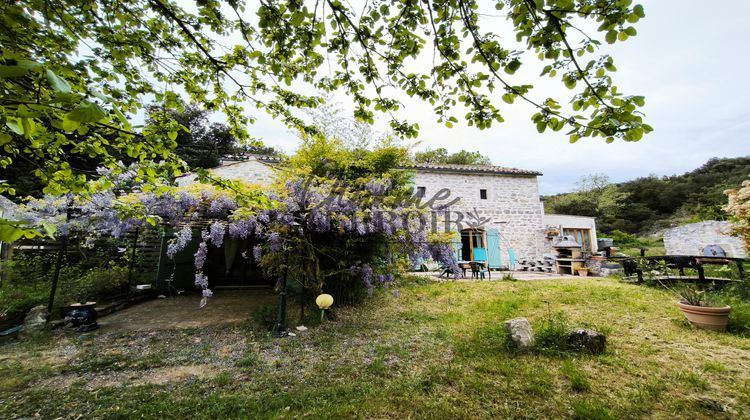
[
  {"left": 65, "top": 302, "right": 99, "bottom": 332},
  {"left": 577, "top": 269, "right": 590, "bottom": 277},
  {"left": 676, "top": 301, "right": 731, "bottom": 332}
]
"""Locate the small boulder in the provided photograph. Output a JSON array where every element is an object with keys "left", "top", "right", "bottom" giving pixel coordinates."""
[
  {"left": 504, "top": 317, "right": 535, "bottom": 349},
  {"left": 21, "top": 305, "right": 49, "bottom": 336},
  {"left": 567, "top": 329, "right": 606, "bottom": 354}
]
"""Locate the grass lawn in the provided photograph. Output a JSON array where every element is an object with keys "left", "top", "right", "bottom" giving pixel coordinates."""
[{"left": 2, "top": 277, "right": 750, "bottom": 418}]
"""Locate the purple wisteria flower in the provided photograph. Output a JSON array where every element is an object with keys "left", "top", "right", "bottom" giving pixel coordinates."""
[
  {"left": 195, "top": 272, "right": 209, "bottom": 288},
  {"left": 253, "top": 245, "right": 263, "bottom": 262},
  {"left": 361, "top": 264, "right": 374, "bottom": 296},
  {"left": 269, "top": 232, "right": 282, "bottom": 252},
  {"left": 209, "top": 221, "right": 225, "bottom": 247},
  {"left": 228, "top": 218, "right": 256, "bottom": 239},
  {"left": 167, "top": 225, "right": 192, "bottom": 258},
  {"left": 194, "top": 241, "right": 208, "bottom": 269}
]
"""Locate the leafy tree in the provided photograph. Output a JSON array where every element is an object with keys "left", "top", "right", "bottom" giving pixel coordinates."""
[
  {"left": 1, "top": 0, "right": 650, "bottom": 240},
  {"left": 414, "top": 148, "right": 492, "bottom": 165},
  {"left": 147, "top": 104, "right": 279, "bottom": 170}
]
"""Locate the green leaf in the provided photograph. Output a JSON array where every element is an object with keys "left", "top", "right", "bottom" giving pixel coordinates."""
[
  {"left": 633, "top": 4, "right": 645, "bottom": 18},
  {"left": 605, "top": 30, "right": 617, "bottom": 44},
  {"left": 536, "top": 122, "right": 546, "bottom": 133},
  {"left": 0, "top": 65, "right": 31, "bottom": 78},
  {"left": 61, "top": 117, "right": 80, "bottom": 132},
  {"left": 6, "top": 120, "right": 23, "bottom": 135},
  {"left": 505, "top": 60, "right": 521, "bottom": 74},
  {"left": 67, "top": 101, "right": 107, "bottom": 123},
  {"left": 501, "top": 93, "right": 514, "bottom": 104},
  {"left": 46, "top": 69, "right": 72, "bottom": 93}
]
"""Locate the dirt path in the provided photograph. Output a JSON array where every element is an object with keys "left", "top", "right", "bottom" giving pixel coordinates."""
[{"left": 99, "top": 289, "right": 277, "bottom": 331}]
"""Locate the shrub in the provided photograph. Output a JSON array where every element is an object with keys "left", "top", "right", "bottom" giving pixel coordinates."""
[
  {"left": 0, "top": 280, "right": 50, "bottom": 324},
  {"left": 1, "top": 249, "right": 131, "bottom": 323},
  {"left": 251, "top": 304, "right": 278, "bottom": 331}
]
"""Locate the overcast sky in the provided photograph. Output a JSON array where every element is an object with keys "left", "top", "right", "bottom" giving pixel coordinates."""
[{"left": 240, "top": 1, "right": 750, "bottom": 195}]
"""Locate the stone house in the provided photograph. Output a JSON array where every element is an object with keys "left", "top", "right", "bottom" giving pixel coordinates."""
[
  {"left": 408, "top": 162, "right": 546, "bottom": 269},
  {"left": 177, "top": 155, "right": 595, "bottom": 271}
]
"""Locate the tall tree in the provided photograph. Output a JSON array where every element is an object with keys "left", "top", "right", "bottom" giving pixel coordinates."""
[
  {"left": 0, "top": 0, "right": 650, "bottom": 240},
  {"left": 414, "top": 148, "right": 492, "bottom": 165},
  {"left": 147, "top": 104, "right": 279, "bottom": 170}
]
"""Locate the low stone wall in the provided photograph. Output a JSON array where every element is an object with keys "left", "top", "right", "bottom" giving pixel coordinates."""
[{"left": 663, "top": 221, "right": 747, "bottom": 258}]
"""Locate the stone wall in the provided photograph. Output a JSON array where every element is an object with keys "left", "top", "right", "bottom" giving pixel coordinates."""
[
  {"left": 176, "top": 158, "right": 277, "bottom": 187},
  {"left": 663, "top": 221, "right": 747, "bottom": 258},
  {"left": 412, "top": 170, "right": 546, "bottom": 262}
]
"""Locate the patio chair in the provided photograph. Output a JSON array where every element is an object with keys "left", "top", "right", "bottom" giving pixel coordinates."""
[
  {"left": 470, "top": 262, "right": 490, "bottom": 279},
  {"left": 439, "top": 264, "right": 454, "bottom": 278}
]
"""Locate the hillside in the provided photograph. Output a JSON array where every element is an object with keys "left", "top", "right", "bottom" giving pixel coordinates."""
[{"left": 543, "top": 157, "right": 750, "bottom": 235}]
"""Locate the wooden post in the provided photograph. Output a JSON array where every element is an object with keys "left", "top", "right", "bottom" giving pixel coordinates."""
[
  {"left": 47, "top": 234, "right": 67, "bottom": 316},
  {"left": 696, "top": 261, "right": 706, "bottom": 282},
  {"left": 126, "top": 228, "right": 139, "bottom": 295}
]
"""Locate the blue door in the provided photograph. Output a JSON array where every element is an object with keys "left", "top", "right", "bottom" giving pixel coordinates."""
[{"left": 486, "top": 228, "right": 502, "bottom": 269}]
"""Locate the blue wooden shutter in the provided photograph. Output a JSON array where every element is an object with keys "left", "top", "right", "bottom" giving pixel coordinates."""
[{"left": 486, "top": 228, "right": 502, "bottom": 269}]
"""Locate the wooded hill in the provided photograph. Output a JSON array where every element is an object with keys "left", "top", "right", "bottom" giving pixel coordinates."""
[{"left": 543, "top": 157, "right": 750, "bottom": 235}]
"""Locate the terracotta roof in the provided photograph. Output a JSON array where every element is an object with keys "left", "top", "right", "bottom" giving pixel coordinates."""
[{"left": 403, "top": 162, "right": 542, "bottom": 176}]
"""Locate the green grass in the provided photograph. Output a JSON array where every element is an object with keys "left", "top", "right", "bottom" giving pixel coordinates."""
[{"left": 1, "top": 277, "right": 749, "bottom": 418}]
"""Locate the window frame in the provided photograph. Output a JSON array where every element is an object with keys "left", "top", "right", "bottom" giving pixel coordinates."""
[{"left": 563, "top": 228, "right": 592, "bottom": 252}]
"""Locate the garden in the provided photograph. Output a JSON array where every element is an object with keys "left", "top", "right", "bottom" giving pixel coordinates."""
[{"left": 2, "top": 276, "right": 750, "bottom": 418}]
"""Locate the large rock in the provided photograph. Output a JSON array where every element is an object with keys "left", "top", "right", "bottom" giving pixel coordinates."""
[
  {"left": 504, "top": 317, "right": 535, "bottom": 349},
  {"left": 21, "top": 305, "right": 49, "bottom": 336},
  {"left": 567, "top": 329, "right": 606, "bottom": 354}
]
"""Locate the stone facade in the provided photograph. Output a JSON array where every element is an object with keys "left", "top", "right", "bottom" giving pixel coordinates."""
[
  {"left": 176, "top": 156, "right": 277, "bottom": 187},
  {"left": 412, "top": 169, "right": 546, "bottom": 262},
  {"left": 664, "top": 220, "right": 747, "bottom": 258}
]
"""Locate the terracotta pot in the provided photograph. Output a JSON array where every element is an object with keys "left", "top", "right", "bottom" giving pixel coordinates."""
[
  {"left": 577, "top": 269, "right": 589, "bottom": 277},
  {"left": 676, "top": 301, "right": 731, "bottom": 332}
]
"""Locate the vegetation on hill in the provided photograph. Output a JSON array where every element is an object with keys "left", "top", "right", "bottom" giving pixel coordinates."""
[{"left": 544, "top": 157, "right": 750, "bottom": 235}]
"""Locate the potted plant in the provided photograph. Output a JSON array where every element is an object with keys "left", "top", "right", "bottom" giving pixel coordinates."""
[
  {"left": 576, "top": 267, "right": 590, "bottom": 277},
  {"left": 674, "top": 285, "right": 731, "bottom": 332}
]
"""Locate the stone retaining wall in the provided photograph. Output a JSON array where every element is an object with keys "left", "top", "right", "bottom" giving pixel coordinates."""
[{"left": 663, "top": 220, "right": 747, "bottom": 258}]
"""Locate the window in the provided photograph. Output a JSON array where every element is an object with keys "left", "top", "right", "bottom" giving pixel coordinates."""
[
  {"left": 416, "top": 186, "right": 426, "bottom": 198},
  {"left": 480, "top": 189, "right": 487, "bottom": 200},
  {"left": 563, "top": 228, "right": 592, "bottom": 251}
]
